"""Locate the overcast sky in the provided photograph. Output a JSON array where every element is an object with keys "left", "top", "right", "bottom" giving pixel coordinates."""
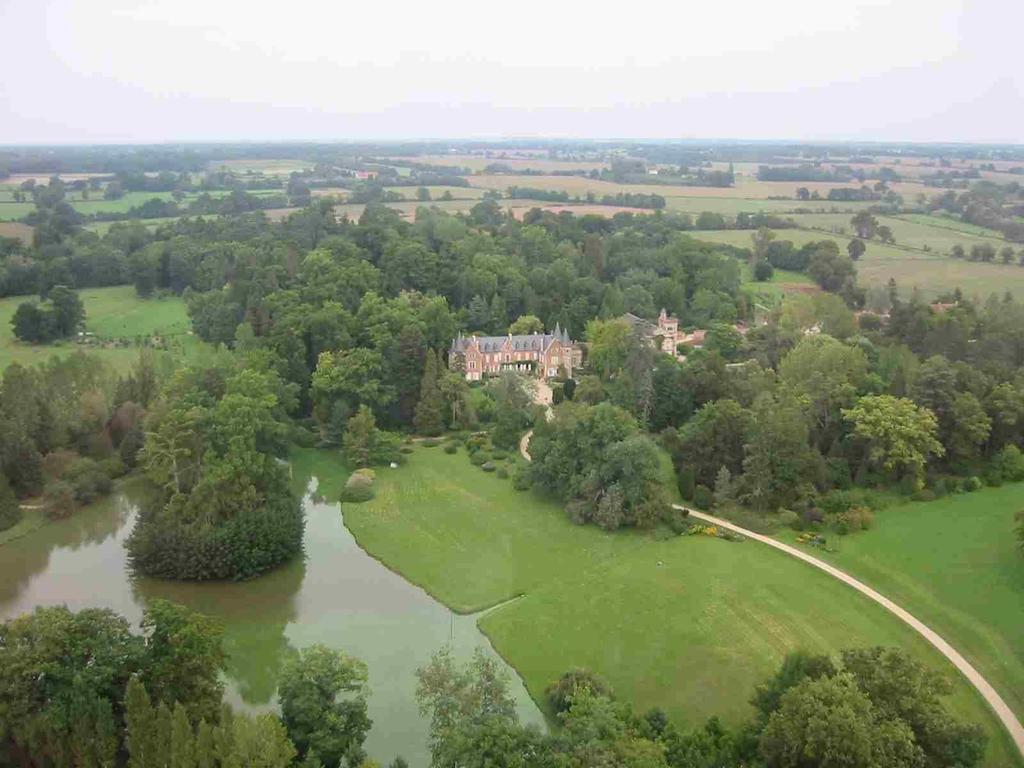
[{"left": 1, "top": 0, "right": 1021, "bottom": 144}]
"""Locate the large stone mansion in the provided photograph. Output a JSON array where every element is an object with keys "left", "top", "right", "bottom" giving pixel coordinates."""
[
  {"left": 622, "top": 308, "right": 706, "bottom": 357},
  {"left": 449, "top": 325, "right": 577, "bottom": 381}
]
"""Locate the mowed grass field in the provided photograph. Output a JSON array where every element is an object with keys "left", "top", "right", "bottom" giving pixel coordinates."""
[
  {"left": 0, "top": 286, "right": 192, "bottom": 371},
  {"left": 693, "top": 227, "right": 1024, "bottom": 300},
  {"left": 779, "top": 484, "right": 1024, "bottom": 735},
  {"left": 338, "top": 446, "right": 1020, "bottom": 765}
]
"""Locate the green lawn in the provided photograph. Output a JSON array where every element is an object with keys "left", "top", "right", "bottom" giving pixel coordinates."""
[
  {"left": 781, "top": 484, "right": 1024, "bottom": 731},
  {"left": 334, "top": 445, "right": 1020, "bottom": 765},
  {"left": 0, "top": 286, "right": 193, "bottom": 372}
]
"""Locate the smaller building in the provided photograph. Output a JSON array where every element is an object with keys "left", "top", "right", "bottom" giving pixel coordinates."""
[
  {"left": 449, "top": 325, "right": 576, "bottom": 381},
  {"left": 621, "top": 308, "right": 684, "bottom": 356}
]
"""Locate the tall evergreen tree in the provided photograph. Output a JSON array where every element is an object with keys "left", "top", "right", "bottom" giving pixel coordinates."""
[{"left": 413, "top": 350, "right": 445, "bottom": 436}]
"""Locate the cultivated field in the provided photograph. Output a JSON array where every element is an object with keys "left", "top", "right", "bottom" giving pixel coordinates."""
[
  {"left": 208, "top": 158, "right": 314, "bottom": 175},
  {"left": 387, "top": 154, "right": 609, "bottom": 173},
  {"left": 0, "top": 222, "right": 33, "bottom": 243},
  {"left": 0, "top": 201, "right": 36, "bottom": 221},
  {"left": 340, "top": 446, "right": 1019, "bottom": 766}
]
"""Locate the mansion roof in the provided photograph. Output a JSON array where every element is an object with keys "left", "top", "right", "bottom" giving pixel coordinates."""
[{"left": 451, "top": 324, "right": 572, "bottom": 354}]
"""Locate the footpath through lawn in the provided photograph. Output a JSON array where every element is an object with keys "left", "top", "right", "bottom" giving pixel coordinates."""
[
  {"left": 327, "top": 446, "right": 1021, "bottom": 766},
  {"left": 780, "top": 484, "right": 1024, "bottom": 743}
]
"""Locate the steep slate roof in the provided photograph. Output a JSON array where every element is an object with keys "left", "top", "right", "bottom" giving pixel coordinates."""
[{"left": 451, "top": 324, "right": 572, "bottom": 353}]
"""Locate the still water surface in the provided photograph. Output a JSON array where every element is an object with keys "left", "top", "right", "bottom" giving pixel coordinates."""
[{"left": 0, "top": 475, "right": 544, "bottom": 766}]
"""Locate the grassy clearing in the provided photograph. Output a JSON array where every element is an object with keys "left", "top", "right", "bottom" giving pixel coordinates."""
[
  {"left": 0, "top": 286, "right": 193, "bottom": 372},
  {"left": 0, "top": 507, "right": 47, "bottom": 546},
  {"left": 781, "top": 484, "right": 1024, "bottom": 730},
  {"left": 336, "top": 445, "right": 1018, "bottom": 764}
]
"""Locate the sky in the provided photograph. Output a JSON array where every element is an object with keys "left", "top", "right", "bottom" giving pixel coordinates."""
[{"left": 1, "top": 0, "right": 1021, "bottom": 144}]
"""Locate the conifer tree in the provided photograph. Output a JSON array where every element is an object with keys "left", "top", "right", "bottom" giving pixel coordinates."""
[{"left": 413, "top": 350, "right": 445, "bottom": 436}]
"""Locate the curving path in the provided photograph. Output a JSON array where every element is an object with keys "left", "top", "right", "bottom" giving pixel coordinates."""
[
  {"left": 517, "top": 430, "right": 1024, "bottom": 756},
  {"left": 676, "top": 504, "right": 1024, "bottom": 758}
]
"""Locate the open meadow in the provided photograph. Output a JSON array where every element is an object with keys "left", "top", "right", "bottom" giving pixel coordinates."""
[
  {"left": 207, "top": 158, "right": 314, "bottom": 175},
  {"left": 387, "top": 153, "right": 609, "bottom": 173},
  {"left": 782, "top": 483, "right": 1024, "bottom": 736},
  {"left": 0, "top": 286, "right": 193, "bottom": 371},
  {"left": 694, "top": 227, "right": 1024, "bottom": 299},
  {"left": 339, "top": 445, "right": 1021, "bottom": 765}
]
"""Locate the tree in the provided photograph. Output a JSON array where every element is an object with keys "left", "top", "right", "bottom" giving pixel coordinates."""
[
  {"left": 11, "top": 301, "right": 55, "bottom": 343},
  {"left": 586, "top": 318, "right": 632, "bottom": 380},
  {"left": 742, "top": 395, "right": 817, "bottom": 512},
  {"left": 545, "top": 668, "right": 614, "bottom": 715},
  {"left": 876, "top": 224, "right": 894, "bottom": 244},
  {"left": 778, "top": 334, "right": 867, "bottom": 446},
  {"left": 508, "top": 314, "right": 544, "bottom": 335},
  {"left": 759, "top": 673, "right": 920, "bottom": 768},
  {"left": 750, "top": 227, "right": 776, "bottom": 267},
  {"left": 949, "top": 392, "right": 991, "bottom": 463},
  {"left": 753, "top": 260, "right": 774, "bottom": 281},
  {"left": 278, "top": 645, "right": 371, "bottom": 768},
  {"left": 438, "top": 369, "right": 474, "bottom": 430},
  {"left": 0, "top": 474, "right": 21, "bottom": 532},
  {"left": 674, "top": 399, "right": 751, "bottom": 487},
  {"left": 48, "top": 285, "right": 85, "bottom": 337},
  {"left": 850, "top": 211, "right": 878, "bottom": 239},
  {"left": 807, "top": 244, "right": 857, "bottom": 294},
  {"left": 413, "top": 350, "right": 445, "bottom": 436},
  {"left": 843, "top": 395, "right": 943, "bottom": 485},
  {"left": 344, "top": 405, "right": 399, "bottom": 467},
  {"left": 140, "top": 600, "right": 226, "bottom": 725},
  {"left": 1000, "top": 245, "right": 1015, "bottom": 264},
  {"left": 312, "top": 348, "right": 394, "bottom": 430},
  {"left": 847, "top": 238, "right": 866, "bottom": 260}
]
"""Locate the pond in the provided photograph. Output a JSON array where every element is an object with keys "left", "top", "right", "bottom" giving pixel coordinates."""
[{"left": 0, "top": 472, "right": 545, "bottom": 766}]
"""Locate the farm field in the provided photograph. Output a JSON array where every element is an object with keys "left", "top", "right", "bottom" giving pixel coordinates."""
[
  {"left": 208, "top": 158, "right": 314, "bottom": 174},
  {"left": 340, "top": 446, "right": 1019, "bottom": 765},
  {"left": 0, "top": 222, "right": 33, "bottom": 243},
  {"left": 693, "top": 228, "right": 1024, "bottom": 299},
  {"left": 0, "top": 286, "right": 192, "bottom": 371},
  {"left": 790, "top": 212, "right": 1014, "bottom": 256},
  {"left": 387, "top": 154, "right": 609, "bottom": 173},
  {"left": 782, "top": 483, "right": 1024, "bottom": 736},
  {"left": 0, "top": 201, "right": 36, "bottom": 220}
]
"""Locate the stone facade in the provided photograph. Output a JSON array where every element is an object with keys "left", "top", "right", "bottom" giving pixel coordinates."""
[
  {"left": 449, "top": 325, "right": 575, "bottom": 381},
  {"left": 622, "top": 308, "right": 687, "bottom": 356}
]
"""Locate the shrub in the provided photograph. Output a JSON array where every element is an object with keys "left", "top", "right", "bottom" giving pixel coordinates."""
[
  {"left": 0, "top": 476, "right": 21, "bottom": 532},
  {"left": 465, "top": 434, "right": 488, "bottom": 453},
  {"left": 911, "top": 489, "right": 937, "bottom": 502},
  {"left": 63, "top": 458, "right": 113, "bottom": 504},
  {"left": 930, "top": 477, "right": 949, "bottom": 497},
  {"left": 469, "top": 451, "right": 490, "bottom": 466},
  {"left": 99, "top": 456, "right": 127, "bottom": 479},
  {"left": 443, "top": 443, "right": 458, "bottom": 454},
  {"left": 399, "top": 445, "right": 414, "bottom": 455},
  {"left": 832, "top": 506, "right": 874, "bottom": 534},
  {"left": 546, "top": 668, "right": 615, "bottom": 714},
  {"left": 343, "top": 469, "right": 376, "bottom": 502},
  {"left": 994, "top": 444, "right": 1024, "bottom": 482},
  {"left": 496, "top": 467, "right": 509, "bottom": 479},
  {"left": 512, "top": 465, "right": 532, "bottom": 491},
  {"left": 753, "top": 260, "right": 774, "bottom": 281},
  {"left": 420, "top": 438, "right": 441, "bottom": 448},
  {"left": 491, "top": 449, "right": 508, "bottom": 460},
  {"left": 41, "top": 449, "right": 80, "bottom": 481},
  {"left": 692, "top": 484, "right": 713, "bottom": 510},
  {"left": 43, "top": 481, "right": 76, "bottom": 520},
  {"left": 481, "top": 462, "right": 497, "bottom": 473},
  {"left": 678, "top": 468, "right": 696, "bottom": 501},
  {"left": 663, "top": 505, "right": 690, "bottom": 534},
  {"left": 964, "top": 476, "right": 983, "bottom": 492},
  {"left": 777, "top": 510, "right": 800, "bottom": 530}
]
